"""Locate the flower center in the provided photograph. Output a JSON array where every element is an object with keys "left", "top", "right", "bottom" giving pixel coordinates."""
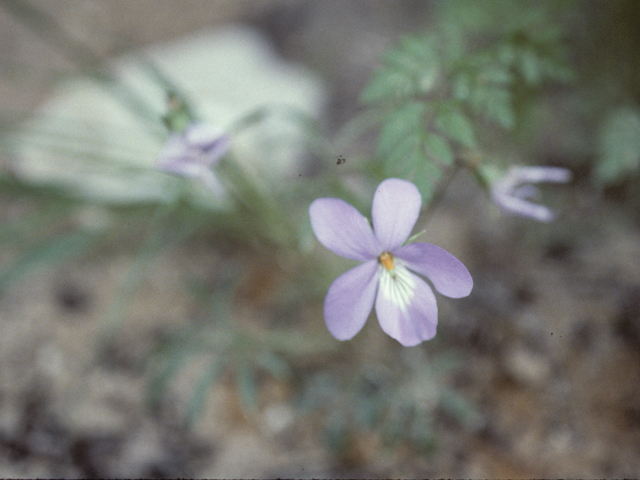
[{"left": 378, "top": 252, "right": 395, "bottom": 271}]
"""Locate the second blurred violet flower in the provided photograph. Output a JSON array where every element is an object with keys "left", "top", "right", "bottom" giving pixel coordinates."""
[
  {"left": 490, "top": 166, "right": 572, "bottom": 222},
  {"left": 157, "top": 123, "right": 231, "bottom": 196}
]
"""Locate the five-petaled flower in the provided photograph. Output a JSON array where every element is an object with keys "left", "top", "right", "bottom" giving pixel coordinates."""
[
  {"left": 309, "top": 178, "right": 473, "bottom": 347},
  {"left": 490, "top": 166, "right": 572, "bottom": 222},
  {"left": 157, "top": 123, "right": 230, "bottom": 195}
]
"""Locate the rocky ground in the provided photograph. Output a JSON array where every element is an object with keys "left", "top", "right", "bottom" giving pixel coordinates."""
[
  {"left": 2, "top": 175, "right": 640, "bottom": 478},
  {"left": 1, "top": 1, "right": 640, "bottom": 478}
]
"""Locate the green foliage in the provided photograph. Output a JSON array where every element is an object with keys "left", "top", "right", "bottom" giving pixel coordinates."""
[
  {"left": 595, "top": 105, "right": 640, "bottom": 186},
  {"left": 185, "top": 358, "right": 225, "bottom": 426},
  {"left": 361, "top": 36, "right": 440, "bottom": 105},
  {"left": 361, "top": 0, "right": 573, "bottom": 203},
  {"left": 146, "top": 319, "right": 338, "bottom": 427},
  {"left": 2, "top": 0, "right": 571, "bottom": 464},
  {"left": 0, "top": 228, "right": 96, "bottom": 291},
  {"left": 438, "top": 388, "right": 483, "bottom": 429},
  {"left": 434, "top": 106, "right": 477, "bottom": 148},
  {"left": 297, "top": 350, "right": 479, "bottom": 457},
  {"left": 145, "top": 272, "right": 337, "bottom": 427}
]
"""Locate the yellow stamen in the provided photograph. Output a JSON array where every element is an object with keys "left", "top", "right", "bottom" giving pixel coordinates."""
[{"left": 379, "top": 252, "right": 395, "bottom": 271}]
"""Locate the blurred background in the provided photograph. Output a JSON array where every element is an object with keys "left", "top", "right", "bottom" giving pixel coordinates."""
[{"left": 1, "top": 0, "right": 640, "bottom": 477}]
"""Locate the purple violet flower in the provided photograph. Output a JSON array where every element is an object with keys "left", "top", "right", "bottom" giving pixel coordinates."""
[
  {"left": 309, "top": 178, "right": 473, "bottom": 347},
  {"left": 157, "top": 123, "right": 231, "bottom": 195},
  {"left": 490, "top": 166, "right": 572, "bottom": 222}
]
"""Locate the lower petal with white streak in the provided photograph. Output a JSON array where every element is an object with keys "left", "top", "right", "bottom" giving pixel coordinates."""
[{"left": 375, "top": 268, "right": 438, "bottom": 346}]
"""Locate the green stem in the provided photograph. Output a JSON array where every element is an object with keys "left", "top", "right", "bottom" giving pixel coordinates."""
[{"left": 419, "top": 164, "right": 462, "bottom": 227}]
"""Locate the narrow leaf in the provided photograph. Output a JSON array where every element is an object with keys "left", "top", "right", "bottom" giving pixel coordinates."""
[
  {"left": 146, "top": 348, "right": 191, "bottom": 410},
  {"left": 377, "top": 102, "right": 425, "bottom": 158},
  {"left": 185, "top": 358, "right": 225, "bottom": 427},
  {"left": 435, "top": 108, "right": 477, "bottom": 148},
  {"left": 0, "top": 229, "right": 95, "bottom": 290},
  {"left": 361, "top": 69, "right": 410, "bottom": 104},
  {"left": 424, "top": 132, "right": 454, "bottom": 165},
  {"left": 236, "top": 360, "right": 258, "bottom": 413}
]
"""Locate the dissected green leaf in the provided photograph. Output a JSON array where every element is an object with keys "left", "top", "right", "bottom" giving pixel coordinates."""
[
  {"left": 361, "top": 34, "right": 440, "bottom": 104},
  {"left": 385, "top": 134, "right": 422, "bottom": 175},
  {"left": 520, "top": 47, "right": 542, "bottom": 86},
  {"left": 481, "top": 65, "right": 513, "bottom": 86},
  {"left": 362, "top": 5, "right": 573, "bottom": 191},
  {"left": 399, "top": 35, "right": 437, "bottom": 65},
  {"left": 453, "top": 72, "right": 472, "bottom": 101},
  {"left": 541, "top": 57, "right": 575, "bottom": 83},
  {"left": 377, "top": 102, "right": 425, "bottom": 158},
  {"left": 360, "top": 69, "right": 412, "bottom": 103},
  {"left": 385, "top": 36, "right": 435, "bottom": 78},
  {"left": 435, "top": 108, "right": 477, "bottom": 148},
  {"left": 424, "top": 132, "right": 454, "bottom": 166},
  {"left": 595, "top": 106, "right": 640, "bottom": 186},
  {"left": 412, "top": 160, "right": 443, "bottom": 204},
  {"left": 479, "top": 87, "right": 515, "bottom": 130}
]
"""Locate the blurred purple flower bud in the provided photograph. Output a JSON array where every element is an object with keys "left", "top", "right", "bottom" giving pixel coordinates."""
[
  {"left": 157, "top": 123, "right": 230, "bottom": 195},
  {"left": 309, "top": 178, "right": 473, "bottom": 347},
  {"left": 491, "top": 166, "right": 572, "bottom": 222}
]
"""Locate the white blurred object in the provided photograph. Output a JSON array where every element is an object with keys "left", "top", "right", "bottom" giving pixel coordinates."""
[{"left": 12, "top": 25, "right": 326, "bottom": 206}]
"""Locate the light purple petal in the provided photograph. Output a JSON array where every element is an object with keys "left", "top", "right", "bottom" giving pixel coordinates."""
[
  {"left": 512, "top": 184, "right": 540, "bottom": 200},
  {"left": 184, "top": 124, "right": 231, "bottom": 166},
  {"left": 492, "top": 191, "right": 556, "bottom": 222},
  {"left": 309, "top": 198, "right": 381, "bottom": 261},
  {"left": 157, "top": 133, "right": 186, "bottom": 169},
  {"left": 489, "top": 165, "right": 570, "bottom": 222},
  {"left": 157, "top": 124, "right": 230, "bottom": 175},
  {"left": 510, "top": 166, "right": 572, "bottom": 184},
  {"left": 324, "top": 260, "right": 379, "bottom": 341},
  {"left": 371, "top": 178, "right": 422, "bottom": 251},
  {"left": 393, "top": 243, "right": 473, "bottom": 298},
  {"left": 375, "top": 271, "right": 438, "bottom": 346},
  {"left": 158, "top": 156, "right": 203, "bottom": 178}
]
